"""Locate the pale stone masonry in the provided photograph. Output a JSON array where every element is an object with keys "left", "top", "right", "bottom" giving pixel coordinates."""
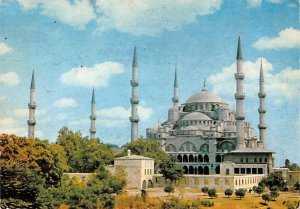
[
  {"left": 27, "top": 70, "right": 36, "bottom": 139},
  {"left": 90, "top": 88, "right": 96, "bottom": 139}
]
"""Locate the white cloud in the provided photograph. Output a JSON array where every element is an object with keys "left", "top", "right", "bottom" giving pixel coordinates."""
[
  {"left": 60, "top": 62, "right": 124, "bottom": 88},
  {"left": 0, "top": 43, "right": 12, "bottom": 55},
  {"left": 207, "top": 57, "right": 300, "bottom": 106},
  {"left": 253, "top": 27, "right": 300, "bottom": 49},
  {"left": 0, "top": 72, "right": 20, "bottom": 86},
  {"left": 95, "top": 105, "right": 153, "bottom": 127},
  {"left": 54, "top": 98, "right": 78, "bottom": 108},
  {"left": 17, "top": 0, "right": 96, "bottom": 28},
  {"left": 0, "top": 117, "right": 15, "bottom": 126},
  {"left": 247, "top": 0, "right": 262, "bottom": 7},
  {"left": 95, "top": 0, "right": 223, "bottom": 36},
  {"left": 0, "top": 96, "right": 6, "bottom": 103}
]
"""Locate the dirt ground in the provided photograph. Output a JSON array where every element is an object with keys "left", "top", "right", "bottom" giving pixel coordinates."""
[{"left": 125, "top": 188, "right": 300, "bottom": 209}]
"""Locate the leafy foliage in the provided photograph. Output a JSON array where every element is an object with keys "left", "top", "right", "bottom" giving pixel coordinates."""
[
  {"left": 56, "top": 127, "right": 114, "bottom": 172},
  {"left": 294, "top": 182, "right": 300, "bottom": 191},
  {"left": 255, "top": 185, "right": 265, "bottom": 196},
  {"left": 159, "top": 158, "right": 184, "bottom": 186},
  {"left": 235, "top": 188, "right": 246, "bottom": 199},
  {"left": 224, "top": 188, "right": 233, "bottom": 197},
  {"left": 207, "top": 188, "right": 217, "bottom": 198},
  {"left": 201, "top": 186, "right": 209, "bottom": 194},
  {"left": 262, "top": 193, "right": 270, "bottom": 203},
  {"left": 0, "top": 134, "right": 67, "bottom": 207},
  {"left": 284, "top": 159, "right": 300, "bottom": 171},
  {"left": 270, "top": 186, "right": 279, "bottom": 200},
  {"left": 259, "top": 171, "right": 287, "bottom": 191},
  {"left": 200, "top": 200, "right": 214, "bottom": 207},
  {"left": 164, "top": 185, "right": 175, "bottom": 194}
]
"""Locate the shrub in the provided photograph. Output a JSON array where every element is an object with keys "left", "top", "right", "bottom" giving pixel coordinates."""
[
  {"left": 224, "top": 188, "right": 233, "bottom": 198},
  {"left": 201, "top": 200, "right": 214, "bottom": 207},
  {"left": 235, "top": 188, "right": 246, "bottom": 199},
  {"left": 255, "top": 186, "right": 265, "bottom": 196},
  {"left": 207, "top": 188, "right": 217, "bottom": 198},
  {"left": 262, "top": 193, "right": 270, "bottom": 203},
  {"left": 294, "top": 182, "right": 300, "bottom": 191},
  {"left": 164, "top": 185, "right": 174, "bottom": 194},
  {"left": 201, "top": 186, "right": 209, "bottom": 194}
]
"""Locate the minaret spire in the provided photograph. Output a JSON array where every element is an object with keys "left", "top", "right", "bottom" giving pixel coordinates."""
[
  {"left": 130, "top": 46, "right": 139, "bottom": 141},
  {"left": 258, "top": 59, "right": 267, "bottom": 148},
  {"left": 202, "top": 80, "right": 207, "bottom": 91},
  {"left": 235, "top": 37, "right": 246, "bottom": 149},
  {"left": 90, "top": 88, "right": 96, "bottom": 139},
  {"left": 27, "top": 70, "right": 36, "bottom": 138},
  {"left": 172, "top": 66, "right": 179, "bottom": 106}
]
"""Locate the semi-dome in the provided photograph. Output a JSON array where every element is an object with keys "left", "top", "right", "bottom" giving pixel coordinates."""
[
  {"left": 182, "top": 112, "right": 211, "bottom": 121},
  {"left": 185, "top": 90, "right": 224, "bottom": 104}
]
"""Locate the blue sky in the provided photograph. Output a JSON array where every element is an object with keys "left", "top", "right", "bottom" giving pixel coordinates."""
[{"left": 0, "top": 0, "right": 299, "bottom": 166}]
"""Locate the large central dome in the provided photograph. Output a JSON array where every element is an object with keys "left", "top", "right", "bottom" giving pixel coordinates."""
[{"left": 185, "top": 89, "right": 224, "bottom": 104}]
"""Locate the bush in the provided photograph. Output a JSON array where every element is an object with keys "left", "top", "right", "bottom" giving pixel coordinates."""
[
  {"left": 201, "top": 186, "right": 209, "bottom": 194},
  {"left": 255, "top": 186, "right": 265, "bottom": 196},
  {"left": 201, "top": 200, "right": 214, "bottom": 207},
  {"left": 164, "top": 185, "right": 174, "bottom": 194},
  {"left": 207, "top": 188, "right": 217, "bottom": 198},
  {"left": 235, "top": 188, "right": 246, "bottom": 199},
  {"left": 262, "top": 193, "right": 270, "bottom": 203},
  {"left": 294, "top": 182, "right": 300, "bottom": 191},
  {"left": 224, "top": 188, "right": 233, "bottom": 198}
]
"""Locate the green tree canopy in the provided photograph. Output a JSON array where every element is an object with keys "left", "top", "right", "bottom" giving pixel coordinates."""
[
  {"left": 224, "top": 188, "right": 233, "bottom": 198},
  {"left": 259, "top": 171, "right": 287, "bottom": 191},
  {"left": 119, "top": 138, "right": 170, "bottom": 172},
  {"left": 159, "top": 158, "right": 184, "bottom": 186},
  {"left": 235, "top": 188, "right": 246, "bottom": 199}
]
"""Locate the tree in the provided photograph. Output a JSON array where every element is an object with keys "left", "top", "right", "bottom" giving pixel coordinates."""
[
  {"left": 294, "top": 182, "right": 300, "bottom": 191},
  {"left": 201, "top": 186, "right": 209, "bottom": 194},
  {"left": 270, "top": 186, "right": 279, "bottom": 201},
  {"left": 235, "top": 188, "right": 246, "bottom": 199},
  {"left": 164, "top": 185, "right": 175, "bottom": 194},
  {"left": 0, "top": 134, "right": 66, "bottom": 207},
  {"left": 224, "top": 188, "right": 233, "bottom": 198},
  {"left": 159, "top": 158, "right": 184, "bottom": 186},
  {"left": 284, "top": 159, "right": 300, "bottom": 171},
  {"left": 255, "top": 186, "right": 265, "bottom": 196},
  {"left": 259, "top": 171, "right": 287, "bottom": 191},
  {"left": 119, "top": 138, "right": 170, "bottom": 172},
  {"left": 285, "top": 159, "right": 291, "bottom": 168},
  {"left": 208, "top": 188, "right": 217, "bottom": 198},
  {"left": 262, "top": 193, "right": 270, "bottom": 204}
]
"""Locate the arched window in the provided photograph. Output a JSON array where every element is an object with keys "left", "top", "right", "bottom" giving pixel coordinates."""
[
  {"left": 198, "top": 166, "right": 203, "bottom": 175},
  {"left": 189, "top": 166, "right": 194, "bottom": 174},
  {"left": 200, "top": 144, "right": 209, "bottom": 153},
  {"left": 183, "top": 166, "right": 188, "bottom": 174},
  {"left": 189, "top": 155, "right": 194, "bottom": 162},
  {"left": 215, "top": 154, "right": 222, "bottom": 163},
  {"left": 183, "top": 155, "right": 188, "bottom": 162},
  {"left": 179, "top": 141, "right": 197, "bottom": 152},
  {"left": 204, "top": 155, "right": 209, "bottom": 163},
  {"left": 218, "top": 141, "right": 235, "bottom": 152},
  {"left": 198, "top": 155, "right": 203, "bottom": 162},
  {"left": 166, "top": 144, "right": 176, "bottom": 152},
  {"left": 204, "top": 166, "right": 209, "bottom": 175},
  {"left": 215, "top": 166, "right": 220, "bottom": 174},
  {"left": 177, "top": 155, "right": 182, "bottom": 162}
]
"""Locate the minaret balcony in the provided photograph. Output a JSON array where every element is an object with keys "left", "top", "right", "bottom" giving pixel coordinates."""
[
  {"left": 90, "top": 115, "right": 97, "bottom": 120},
  {"left": 172, "top": 97, "right": 179, "bottom": 103},
  {"left": 28, "top": 103, "right": 36, "bottom": 109},
  {"left": 235, "top": 73, "right": 245, "bottom": 80},
  {"left": 130, "top": 80, "right": 139, "bottom": 86},
  {"left": 234, "top": 93, "right": 245, "bottom": 100},
  {"left": 235, "top": 115, "right": 245, "bottom": 120},
  {"left": 89, "top": 129, "right": 96, "bottom": 134},
  {"left": 130, "top": 116, "right": 139, "bottom": 122},
  {"left": 27, "top": 119, "right": 36, "bottom": 125},
  {"left": 258, "top": 93, "right": 266, "bottom": 98},
  {"left": 258, "top": 124, "right": 267, "bottom": 129},
  {"left": 258, "top": 108, "right": 266, "bottom": 113},
  {"left": 130, "top": 98, "right": 139, "bottom": 104}
]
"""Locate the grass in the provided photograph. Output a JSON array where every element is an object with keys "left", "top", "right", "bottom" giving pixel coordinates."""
[{"left": 122, "top": 188, "right": 300, "bottom": 209}]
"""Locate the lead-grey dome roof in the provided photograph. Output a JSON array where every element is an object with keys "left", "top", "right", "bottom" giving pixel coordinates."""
[
  {"left": 182, "top": 112, "right": 211, "bottom": 121},
  {"left": 185, "top": 90, "right": 224, "bottom": 104}
]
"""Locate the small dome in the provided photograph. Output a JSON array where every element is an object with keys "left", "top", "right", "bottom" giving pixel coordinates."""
[
  {"left": 182, "top": 112, "right": 211, "bottom": 121},
  {"left": 185, "top": 90, "right": 224, "bottom": 104}
]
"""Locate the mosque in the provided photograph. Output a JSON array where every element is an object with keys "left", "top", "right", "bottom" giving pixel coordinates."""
[{"left": 25, "top": 37, "right": 275, "bottom": 190}]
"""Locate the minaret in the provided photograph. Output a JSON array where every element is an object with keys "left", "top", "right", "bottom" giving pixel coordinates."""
[
  {"left": 130, "top": 47, "right": 139, "bottom": 141},
  {"left": 202, "top": 80, "right": 207, "bottom": 91},
  {"left": 27, "top": 71, "right": 36, "bottom": 139},
  {"left": 258, "top": 60, "right": 267, "bottom": 148},
  {"left": 172, "top": 67, "right": 179, "bottom": 106},
  {"left": 90, "top": 88, "right": 96, "bottom": 139},
  {"left": 235, "top": 37, "right": 246, "bottom": 149}
]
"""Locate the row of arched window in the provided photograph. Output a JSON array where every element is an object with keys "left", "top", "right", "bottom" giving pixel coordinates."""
[
  {"left": 177, "top": 154, "right": 222, "bottom": 163},
  {"left": 182, "top": 165, "right": 221, "bottom": 175}
]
